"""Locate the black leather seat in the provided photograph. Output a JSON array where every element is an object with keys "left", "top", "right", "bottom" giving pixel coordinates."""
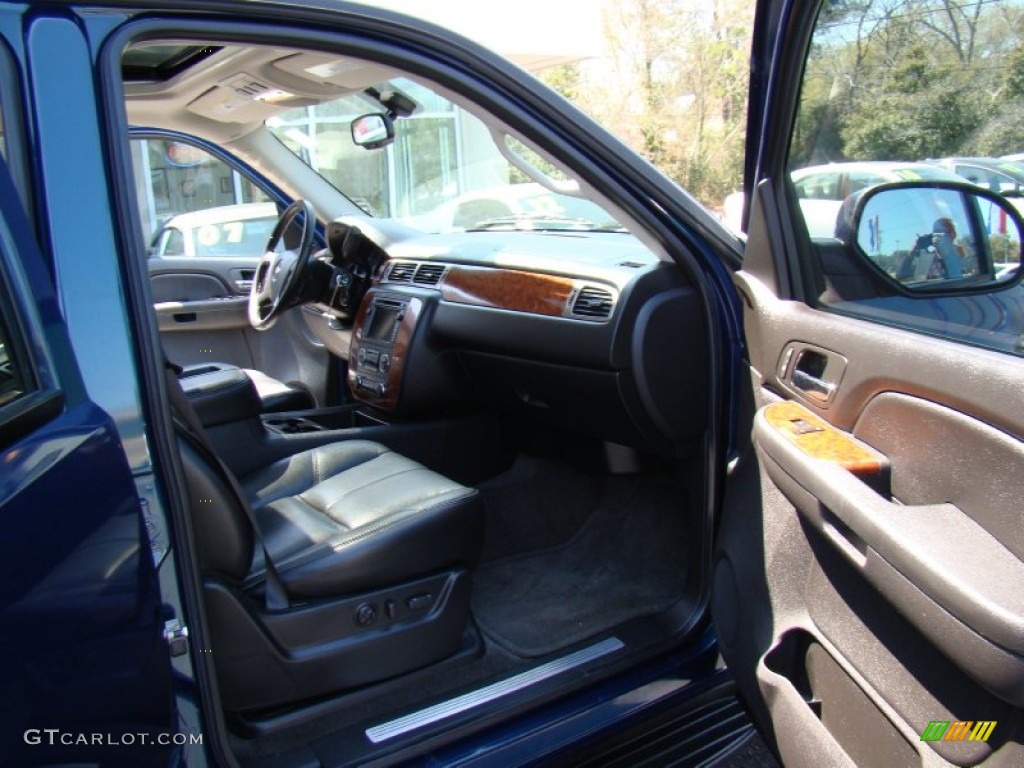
[
  {"left": 167, "top": 368, "right": 483, "bottom": 712},
  {"left": 239, "top": 441, "right": 480, "bottom": 599}
]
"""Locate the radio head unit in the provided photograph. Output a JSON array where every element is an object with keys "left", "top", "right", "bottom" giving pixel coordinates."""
[{"left": 349, "top": 291, "right": 418, "bottom": 410}]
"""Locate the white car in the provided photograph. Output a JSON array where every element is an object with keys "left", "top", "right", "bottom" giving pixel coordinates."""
[
  {"left": 724, "top": 161, "right": 964, "bottom": 238},
  {"left": 148, "top": 201, "right": 278, "bottom": 258},
  {"left": 792, "top": 162, "right": 968, "bottom": 238}
]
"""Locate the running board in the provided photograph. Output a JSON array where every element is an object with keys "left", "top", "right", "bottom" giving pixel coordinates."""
[{"left": 365, "top": 636, "right": 625, "bottom": 743}]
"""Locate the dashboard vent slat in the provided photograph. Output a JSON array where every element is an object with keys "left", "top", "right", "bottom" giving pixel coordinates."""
[
  {"left": 413, "top": 264, "right": 446, "bottom": 285},
  {"left": 572, "top": 286, "right": 614, "bottom": 319},
  {"left": 388, "top": 262, "right": 416, "bottom": 282}
]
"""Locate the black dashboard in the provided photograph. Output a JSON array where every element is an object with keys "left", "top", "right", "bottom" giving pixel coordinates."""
[{"left": 303, "top": 222, "right": 710, "bottom": 456}]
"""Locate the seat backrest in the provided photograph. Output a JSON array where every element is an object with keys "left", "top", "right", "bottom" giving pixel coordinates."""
[
  {"left": 165, "top": 363, "right": 255, "bottom": 584},
  {"left": 175, "top": 435, "right": 255, "bottom": 583}
]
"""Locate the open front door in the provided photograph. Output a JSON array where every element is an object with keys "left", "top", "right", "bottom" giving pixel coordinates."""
[
  {"left": 716, "top": 0, "right": 1024, "bottom": 766},
  {"left": 0, "top": 120, "right": 176, "bottom": 766}
]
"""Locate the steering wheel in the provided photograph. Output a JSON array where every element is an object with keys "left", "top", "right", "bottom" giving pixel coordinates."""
[{"left": 248, "top": 199, "right": 318, "bottom": 330}]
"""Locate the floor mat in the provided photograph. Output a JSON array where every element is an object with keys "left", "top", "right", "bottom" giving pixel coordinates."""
[
  {"left": 472, "top": 468, "right": 688, "bottom": 657},
  {"left": 476, "top": 455, "right": 604, "bottom": 562}
]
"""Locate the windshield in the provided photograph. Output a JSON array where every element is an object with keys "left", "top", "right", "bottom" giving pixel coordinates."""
[{"left": 267, "top": 77, "right": 623, "bottom": 234}]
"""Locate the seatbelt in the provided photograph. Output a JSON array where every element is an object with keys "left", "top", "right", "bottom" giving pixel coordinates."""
[{"left": 164, "top": 360, "right": 290, "bottom": 612}]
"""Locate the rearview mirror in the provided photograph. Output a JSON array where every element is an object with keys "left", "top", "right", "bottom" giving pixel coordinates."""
[
  {"left": 853, "top": 182, "right": 1022, "bottom": 292},
  {"left": 350, "top": 113, "right": 394, "bottom": 150}
]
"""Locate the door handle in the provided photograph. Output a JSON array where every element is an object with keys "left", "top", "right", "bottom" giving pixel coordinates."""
[
  {"left": 777, "top": 344, "right": 846, "bottom": 407},
  {"left": 791, "top": 368, "right": 835, "bottom": 402}
]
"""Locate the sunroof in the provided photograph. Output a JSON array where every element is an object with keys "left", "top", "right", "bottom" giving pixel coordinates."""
[{"left": 123, "top": 43, "right": 221, "bottom": 81}]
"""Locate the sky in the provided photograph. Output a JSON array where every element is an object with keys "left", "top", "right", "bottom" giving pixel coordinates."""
[{"left": 353, "top": 0, "right": 608, "bottom": 71}]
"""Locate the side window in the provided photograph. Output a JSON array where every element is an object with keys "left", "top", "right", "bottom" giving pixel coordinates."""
[
  {"left": 131, "top": 138, "right": 273, "bottom": 259},
  {"left": 0, "top": 307, "right": 29, "bottom": 408},
  {"left": 794, "top": 172, "right": 840, "bottom": 201},
  {"left": 954, "top": 165, "right": 988, "bottom": 187},
  {"left": 0, "top": 270, "right": 62, "bottom": 452},
  {"left": 0, "top": 105, "right": 34, "bottom": 416},
  {"left": 845, "top": 172, "right": 885, "bottom": 197},
  {"left": 788, "top": 2, "right": 1023, "bottom": 356},
  {"left": 161, "top": 227, "right": 185, "bottom": 256}
]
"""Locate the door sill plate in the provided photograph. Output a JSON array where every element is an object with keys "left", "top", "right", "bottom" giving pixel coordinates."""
[{"left": 365, "top": 636, "right": 624, "bottom": 743}]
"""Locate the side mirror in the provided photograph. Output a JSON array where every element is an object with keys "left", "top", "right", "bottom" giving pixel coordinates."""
[
  {"left": 350, "top": 113, "right": 394, "bottom": 150},
  {"left": 852, "top": 181, "right": 1022, "bottom": 292}
]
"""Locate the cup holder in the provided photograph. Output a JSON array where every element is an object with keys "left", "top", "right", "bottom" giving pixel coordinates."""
[{"left": 264, "top": 417, "right": 326, "bottom": 434}]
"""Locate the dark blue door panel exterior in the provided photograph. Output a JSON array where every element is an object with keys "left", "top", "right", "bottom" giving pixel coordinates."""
[
  {"left": 0, "top": 403, "right": 174, "bottom": 765},
  {"left": 0, "top": 52, "right": 175, "bottom": 759}
]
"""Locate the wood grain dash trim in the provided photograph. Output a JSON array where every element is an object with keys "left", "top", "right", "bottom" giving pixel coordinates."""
[{"left": 440, "top": 265, "right": 575, "bottom": 317}]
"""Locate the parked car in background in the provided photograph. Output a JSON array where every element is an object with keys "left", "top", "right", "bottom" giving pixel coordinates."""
[
  {"left": 789, "top": 161, "right": 966, "bottom": 238},
  {"left": 723, "top": 161, "right": 963, "bottom": 237},
  {"left": 925, "top": 157, "right": 1024, "bottom": 213},
  {"left": 147, "top": 202, "right": 278, "bottom": 259}
]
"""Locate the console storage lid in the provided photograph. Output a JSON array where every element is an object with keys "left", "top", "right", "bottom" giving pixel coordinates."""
[{"left": 180, "top": 364, "right": 261, "bottom": 427}]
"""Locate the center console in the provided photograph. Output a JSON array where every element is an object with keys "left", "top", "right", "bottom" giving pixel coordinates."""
[{"left": 348, "top": 288, "right": 424, "bottom": 411}]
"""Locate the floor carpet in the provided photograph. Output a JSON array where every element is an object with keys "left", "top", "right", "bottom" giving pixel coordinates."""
[{"left": 472, "top": 459, "right": 689, "bottom": 656}]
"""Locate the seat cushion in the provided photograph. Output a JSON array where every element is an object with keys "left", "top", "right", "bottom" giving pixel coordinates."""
[{"left": 240, "top": 440, "right": 483, "bottom": 599}]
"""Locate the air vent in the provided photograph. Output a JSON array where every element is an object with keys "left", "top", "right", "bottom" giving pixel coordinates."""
[
  {"left": 572, "top": 285, "right": 615, "bottom": 319},
  {"left": 388, "top": 262, "right": 416, "bottom": 282},
  {"left": 413, "top": 264, "right": 446, "bottom": 285}
]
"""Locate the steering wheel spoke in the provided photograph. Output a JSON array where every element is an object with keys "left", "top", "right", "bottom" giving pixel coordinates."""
[{"left": 248, "top": 200, "right": 317, "bottom": 331}]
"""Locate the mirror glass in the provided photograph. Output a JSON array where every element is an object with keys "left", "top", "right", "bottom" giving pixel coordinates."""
[
  {"left": 350, "top": 113, "right": 394, "bottom": 149},
  {"left": 855, "top": 185, "right": 1021, "bottom": 289}
]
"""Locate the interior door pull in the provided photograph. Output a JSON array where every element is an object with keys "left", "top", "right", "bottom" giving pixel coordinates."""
[
  {"left": 791, "top": 368, "right": 834, "bottom": 401},
  {"left": 779, "top": 345, "right": 846, "bottom": 406}
]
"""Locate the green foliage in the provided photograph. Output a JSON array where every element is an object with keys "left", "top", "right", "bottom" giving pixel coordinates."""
[
  {"left": 842, "top": 75, "right": 982, "bottom": 160},
  {"left": 795, "top": 0, "right": 1023, "bottom": 166},
  {"left": 562, "top": 0, "right": 1022, "bottom": 209},
  {"left": 973, "top": 103, "right": 1024, "bottom": 157},
  {"left": 988, "top": 232, "right": 1020, "bottom": 263},
  {"left": 565, "top": 0, "right": 755, "bottom": 209},
  {"left": 540, "top": 64, "right": 582, "bottom": 102},
  {"left": 1005, "top": 44, "right": 1024, "bottom": 99}
]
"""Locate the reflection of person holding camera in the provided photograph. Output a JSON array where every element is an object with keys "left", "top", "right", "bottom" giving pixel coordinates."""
[
  {"left": 930, "top": 217, "right": 967, "bottom": 278},
  {"left": 896, "top": 217, "right": 969, "bottom": 281}
]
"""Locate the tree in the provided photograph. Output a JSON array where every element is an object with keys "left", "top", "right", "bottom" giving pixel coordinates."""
[
  {"left": 1005, "top": 44, "right": 1024, "bottom": 99},
  {"left": 842, "top": 43, "right": 982, "bottom": 159},
  {"left": 540, "top": 64, "right": 582, "bottom": 103},
  {"left": 796, "top": 0, "right": 1018, "bottom": 165},
  {"left": 576, "top": 0, "right": 754, "bottom": 208}
]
